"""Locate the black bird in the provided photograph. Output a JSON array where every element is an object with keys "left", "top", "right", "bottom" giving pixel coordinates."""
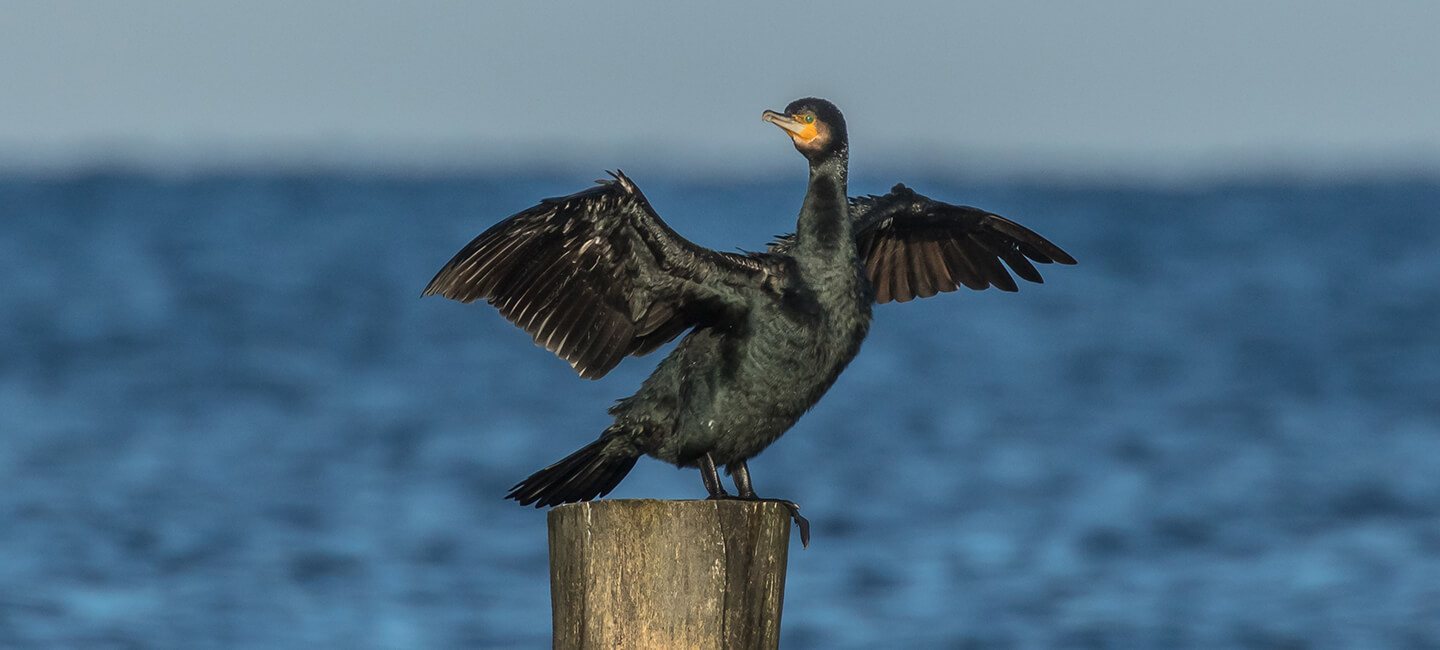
[{"left": 423, "top": 98, "right": 1075, "bottom": 545}]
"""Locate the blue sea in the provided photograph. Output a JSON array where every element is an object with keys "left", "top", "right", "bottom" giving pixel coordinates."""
[{"left": 3, "top": 170, "right": 1438, "bottom": 648}]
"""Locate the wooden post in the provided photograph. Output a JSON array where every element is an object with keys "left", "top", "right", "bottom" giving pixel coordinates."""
[{"left": 548, "top": 499, "right": 792, "bottom": 650}]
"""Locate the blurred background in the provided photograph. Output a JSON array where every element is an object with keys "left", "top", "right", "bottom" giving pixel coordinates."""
[{"left": 4, "top": 2, "right": 1439, "bottom": 647}]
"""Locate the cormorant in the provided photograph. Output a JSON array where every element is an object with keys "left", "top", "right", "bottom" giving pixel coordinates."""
[{"left": 423, "top": 98, "right": 1075, "bottom": 546}]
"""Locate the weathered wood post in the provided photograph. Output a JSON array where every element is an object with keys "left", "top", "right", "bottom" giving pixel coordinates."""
[{"left": 548, "top": 499, "right": 792, "bottom": 649}]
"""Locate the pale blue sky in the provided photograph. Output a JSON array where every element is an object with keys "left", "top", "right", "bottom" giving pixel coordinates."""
[{"left": 4, "top": 1, "right": 1438, "bottom": 178}]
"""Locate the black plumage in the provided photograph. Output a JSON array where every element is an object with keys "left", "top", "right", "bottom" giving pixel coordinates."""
[{"left": 423, "top": 98, "right": 1075, "bottom": 545}]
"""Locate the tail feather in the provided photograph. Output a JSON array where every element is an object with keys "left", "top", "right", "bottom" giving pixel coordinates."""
[{"left": 507, "top": 434, "right": 640, "bottom": 507}]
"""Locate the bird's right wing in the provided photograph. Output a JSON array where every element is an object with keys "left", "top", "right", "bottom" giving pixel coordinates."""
[
  {"left": 848, "top": 184, "right": 1076, "bottom": 302},
  {"left": 767, "top": 184, "right": 1076, "bottom": 303},
  {"left": 423, "top": 171, "right": 769, "bottom": 379}
]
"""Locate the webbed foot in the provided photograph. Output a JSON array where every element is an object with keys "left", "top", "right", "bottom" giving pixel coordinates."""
[{"left": 700, "top": 454, "right": 811, "bottom": 548}]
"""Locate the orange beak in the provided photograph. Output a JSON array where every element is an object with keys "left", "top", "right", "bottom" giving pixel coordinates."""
[{"left": 762, "top": 110, "right": 819, "bottom": 143}]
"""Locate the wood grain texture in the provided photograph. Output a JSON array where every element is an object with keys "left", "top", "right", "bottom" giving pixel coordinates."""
[{"left": 549, "top": 499, "right": 792, "bottom": 650}]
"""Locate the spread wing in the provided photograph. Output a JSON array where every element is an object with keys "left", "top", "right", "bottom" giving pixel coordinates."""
[
  {"left": 773, "top": 184, "right": 1076, "bottom": 303},
  {"left": 850, "top": 184, "right": 1076, "bottom": 302},
  {"left": 423, "top": 171, "right": 768, "bottom": 379}
]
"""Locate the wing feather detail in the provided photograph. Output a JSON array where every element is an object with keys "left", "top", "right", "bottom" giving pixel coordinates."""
[
  {"left": 848, "top": 184, "right": 1076, "bottom": 303},
  {"left": 424, "top": 171, "right": 765, "bottom": 379},
  {"left": 767, "top": 184, "right": 1074, "bottom": 304}
]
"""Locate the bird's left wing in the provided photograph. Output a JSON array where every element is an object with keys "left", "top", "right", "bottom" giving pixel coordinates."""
[
  {"left": 847, "top": 184, "right": 1077, "bottom": 303},
  {"left": 423, "top": 171, "right": 769, "bottom": 379}
]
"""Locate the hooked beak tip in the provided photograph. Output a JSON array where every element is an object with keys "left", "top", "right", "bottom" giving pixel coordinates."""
[{"left": 762, "top": 110, "right": 804, "bottom": 135}]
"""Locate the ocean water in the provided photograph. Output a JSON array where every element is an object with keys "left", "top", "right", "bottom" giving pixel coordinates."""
[{"left": 2, "top": 170, "right": 1438, "bottom": 649}]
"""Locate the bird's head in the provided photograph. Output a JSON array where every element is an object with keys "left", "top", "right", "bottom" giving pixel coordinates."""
[{"left": 762, "top": 97, "right": 847, "bottom": 163}]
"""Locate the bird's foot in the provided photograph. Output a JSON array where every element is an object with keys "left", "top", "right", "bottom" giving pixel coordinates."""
[{"left": 706, "top": 493, "right": 811, "bottom": 548}]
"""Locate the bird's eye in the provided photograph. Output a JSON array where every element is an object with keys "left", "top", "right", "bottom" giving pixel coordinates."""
[{"left": 804, "top": 114, "right": 815, "bottom": 124}]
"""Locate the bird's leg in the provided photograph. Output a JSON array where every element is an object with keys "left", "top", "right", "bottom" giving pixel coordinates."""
[
  {"left": 698, "top": 452, "right": 730, "bottom": 498},
  {"left": 699, "top": 455, "right": 810, "bottom": 547},
  {"left": 728, "top": 458, "right": 759, "bottom": 499},
  {"left": 726, "top": 460, "right": 811, "bottom": 548}
]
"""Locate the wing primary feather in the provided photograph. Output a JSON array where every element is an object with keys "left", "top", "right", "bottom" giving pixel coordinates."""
[
  {"left": 966, "top": 233, "right": 1031, "bottom": 283},
  {"left": 466, "top": 233, "right": 538, "bottom": 300},
  {"left": 465, "top": 232, "right": 538, "bottom": 294},
  {"left": 905, "top": 235, "right": 938, "bottom": 300},
  {"left": 914, "top": 239, "right": 949, "bottom": 298},
  {"left": 510, "top": 251, "right": 584, "bottom": 330},
  {"left": 572, "top": 312, "right": 630, "bottom": 380},
  {"left": 981, "top": 215, "right": 1077, "bottom": 265},
  {"left": 939, "top": 237, "right": 987, "bottom": 290},
  {"left": 441, "top": 209, "right": 553, "bottom": 299},
  {"left": 868, "top": 233, "right": 893, "bottom": 303},
  {"left": 991, "top": 239, "right": 1045, "bottom": 284},
  {"left": 964, "top": 234, "right": 1019, "bottom": 292},
  {"left": 536, "top": 284, "right": 587, "bottom": 352},
  {"left": 552, "top": 293, "right": 601, "bottom": 364},
  {"left": 890, "top": 235, "right": 914, "bottom": 302}
]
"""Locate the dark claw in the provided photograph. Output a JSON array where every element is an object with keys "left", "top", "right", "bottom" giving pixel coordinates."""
[
  {"left": 705, "top": 494, "right": 811, "bottom": 548},
  {"left": 702, "top": 454, "right": 810, "bottom": 547},
  {"left": 774, "top": 499, "right": 810, "bottom": 548}
]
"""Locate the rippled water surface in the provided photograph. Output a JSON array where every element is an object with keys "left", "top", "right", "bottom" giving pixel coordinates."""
[{"left": 3, "top": 172, "right": 1438, "bottom": 648}]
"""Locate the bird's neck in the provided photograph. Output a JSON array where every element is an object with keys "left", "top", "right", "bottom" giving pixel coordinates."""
[{"left": 795, "top": 152, "right": 851, "bottom": 253}]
